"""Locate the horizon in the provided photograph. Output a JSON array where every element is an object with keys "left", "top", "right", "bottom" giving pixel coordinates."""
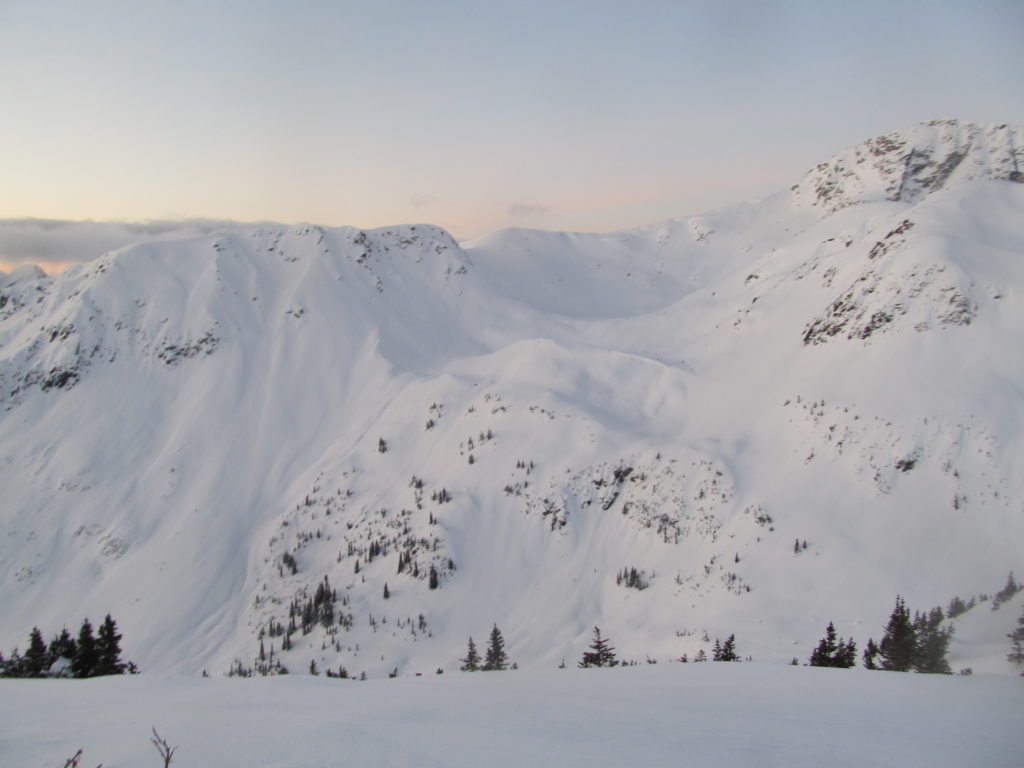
[{"left": 2, "top": 1, "right": 1022, "bottom": 271}]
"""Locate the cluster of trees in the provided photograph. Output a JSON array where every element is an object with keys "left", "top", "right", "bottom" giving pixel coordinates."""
[
  {"left": 577, "top": 627, "right": 740, "bottom": 667},
  {"left": 460, "top": 624, "right": 510, "bottom": 671},
  {"left": 228, "top": 655, "right": 288, "bottom": 677},
  {"left": 852, "top": 596, "right": 951, "bottom": 673},
  {"left": 615, "top": 566, "right": 649, "bottom": 591},
  {"left": 711, "top": 634, "right": 740, "bottom": 662},
  {"left": 999, "top": 573, "right": 1024, "bottom": 672},
  {"left": 250, "top": 573, "right": 1021, "bottom": 679},
  {"left": 808, "top": 622, "right": 857, "bottom": 667},
  {"left": 992, "top": 571, "right": 1021, "bottom": 611},
  {"left": 0, "top": 615, "right": 134, "bottom": 678},
  {"left": 809, "top": 596, "right": 960, "bottom": 673},
  {"left": 298, "top": 577, "right": 338, "bottom": 632}
]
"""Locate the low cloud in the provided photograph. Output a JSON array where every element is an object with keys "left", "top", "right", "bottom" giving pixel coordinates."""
[
  {"left": 507, "top": 202, "right": 552, "bottom": 219},
  {"left": 0, "top": 218, "right": 276, "bottom": 273},
  {"left": 409, "top": 194, "right": 439, "bottom": 209}
]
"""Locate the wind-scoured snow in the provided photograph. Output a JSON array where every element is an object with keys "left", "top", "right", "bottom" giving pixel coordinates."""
[{"left": 0, "top": 120, "right": 1022, "bottom": 682}]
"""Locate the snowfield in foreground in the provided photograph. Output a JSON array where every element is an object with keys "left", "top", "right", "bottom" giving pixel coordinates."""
[{"left": 2, "top": 665, "right": 1021, "bottom": 767}]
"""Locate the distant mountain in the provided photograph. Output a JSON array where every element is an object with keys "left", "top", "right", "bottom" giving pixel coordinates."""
[{"left": 1, "top": 121, "right": 1021, "bottom": 677}]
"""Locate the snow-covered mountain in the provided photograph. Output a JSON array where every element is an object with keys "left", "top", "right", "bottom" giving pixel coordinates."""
[{"left": 1, "top": 119, "right": 1022, "bottom": 677}]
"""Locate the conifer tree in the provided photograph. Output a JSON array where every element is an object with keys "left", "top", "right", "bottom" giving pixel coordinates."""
[
  {"left": 460, "top": 637, "right": 480, "bottom": 671},
  {"left": 2, "top": 648, "right": 25, "bottom": 677},
  {"left": 809, "top": 622, "right": 838, "bottom": 667},
  {"left": 878, "top": 596, "right": 915, "bottom": 671},
  {"left": 809, "top": 622, "right": 857, "bottom": 668},
  {"left": 95, "top": 614, "right": 126, "bottom": 676},
  {"left": 863, "top": 638, "right": 880, "bottom": 669},
  {"left": 72, "top": 619, "right": 98, "bottom": 678},
  {"left": 47, "top": 627, "right": 77, "bottom": 671},
  {"left": 578, "top": 626, "right": 618, "bottom": 668},
  {"left": 912, "top": 607, "right": 953, "bottom": 674},
  {"left": 715, "top": 634, "right": 739, "bottom": 661},
  {"left": 1008, "top": 603, "right": 1024, "bottom": 666},
  {"left": 482, "top": 624, "right": 508, "bottom": 671},
  {"left": 836, "top": 637, "right": 858, "bottom": 668},
  {"left": 723, "top": 635, "right": 737, "bottom": 661},
  {"left": 946, "top": 596, "right": 969, "bottom": 618},
  {"left": 992, "top": 571, "right": 1021, "bottom": 609},
  {"left": 24, "top": 627, "right": 49, "bottom": 677}
]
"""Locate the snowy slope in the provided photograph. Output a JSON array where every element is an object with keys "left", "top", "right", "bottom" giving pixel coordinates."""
[
  {"left": 0, "top": 120, "right": 1021, "bottom": 678},
  {"left": 3, "top": 665, "right": 1022, "bottom": 768}
]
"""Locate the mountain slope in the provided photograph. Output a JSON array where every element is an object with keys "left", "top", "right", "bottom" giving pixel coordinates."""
[{"left": 1, "top": 120, "right": 1021, "bottom": 677}]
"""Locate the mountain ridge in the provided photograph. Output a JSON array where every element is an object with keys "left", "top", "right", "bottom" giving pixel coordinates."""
[{"left": 1, "top": 120, "right": 1021, "bottom": 677}]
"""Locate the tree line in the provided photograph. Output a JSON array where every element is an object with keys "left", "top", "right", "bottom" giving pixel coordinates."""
[
  {"left": 807, "top": 594, "right": 957, "bottom": 672},
  {"left": 0, "top": 615, "right": 135, "bottom": 678}
]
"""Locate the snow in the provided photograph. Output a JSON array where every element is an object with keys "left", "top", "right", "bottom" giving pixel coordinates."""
[
  {"left": 0, "top": 120, "right": 1022, "bottom": 682},
  {"left": 2, "top": 664, "right": 1021, "bottom": 767}
]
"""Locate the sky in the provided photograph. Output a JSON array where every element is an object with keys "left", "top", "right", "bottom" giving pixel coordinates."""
[{"left": 1, "top": 0, "right": 1022, "bottom": 270}]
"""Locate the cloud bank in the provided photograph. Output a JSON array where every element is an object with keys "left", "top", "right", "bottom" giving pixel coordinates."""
[{"left": 0, "top": 218, "right": 278, "bottom": 273}]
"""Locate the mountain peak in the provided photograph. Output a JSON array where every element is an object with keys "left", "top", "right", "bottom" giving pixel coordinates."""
[
  {"left": 2, "top": 122, "right": 1023, "bottom": 678},
  {"left": 793, "top": 119, "right": 1023, "bottom": 215}
]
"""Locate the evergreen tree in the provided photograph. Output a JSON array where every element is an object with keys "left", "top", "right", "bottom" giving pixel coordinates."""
[
  {"left": 578, "top": 626, "right": 618, "bottom": 668},
  {"left": 878, "top": 596, "right": 916, "bottom": 671},
  {"left": 809, "top": 622, "right": 856, "bottom": 668},
  {"left": 993, "top": 572, "right": 1021, "bottom": 609},
  {"left": 809, "top": 622, "right": 838, "bottom": 667},
  {"left": 47, "top": 627, "right": 77, "bottom": 670},
  {"left": 863, "top": 638, "right": 880, "bottom": 669},
  {"left": 715, "top": 634, "right": 739, "bottom": 662},
  {"left": 1008, "top": 603, "right": 1024, "bottom": 666},
  {"left": 482, "top": 624, "right": 508, "bottom": 671},
  {"left": 460, "top": 637, "right": 480, "bottom": 671},
  {"left": 95, "top": 614, "right": 126, "bottom": 676},
  {"left": 2, "top": 648, "right": 24, "bottom": 678},
  {"left": 836, "top": 637, "right": 858, "bottom": 668},
  {"left": 946, "top": 595, "right": 969, "bottom": 618},
  {"left": 912, "top": 607, "right": 953, "bottom": 674},
  {"left": 711, "top": 635, "right": 739, "bottom": 662},
  {"left": 23, "top": 627, "right": 49, "bottom": 677},
  {"left": 72, "top": 619, "right": 98, "bottom": 678}
]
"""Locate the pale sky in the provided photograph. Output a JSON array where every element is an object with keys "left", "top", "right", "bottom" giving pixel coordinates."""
[{"left": 1, "top": 0, "right": 1022, "bottom": 269}]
